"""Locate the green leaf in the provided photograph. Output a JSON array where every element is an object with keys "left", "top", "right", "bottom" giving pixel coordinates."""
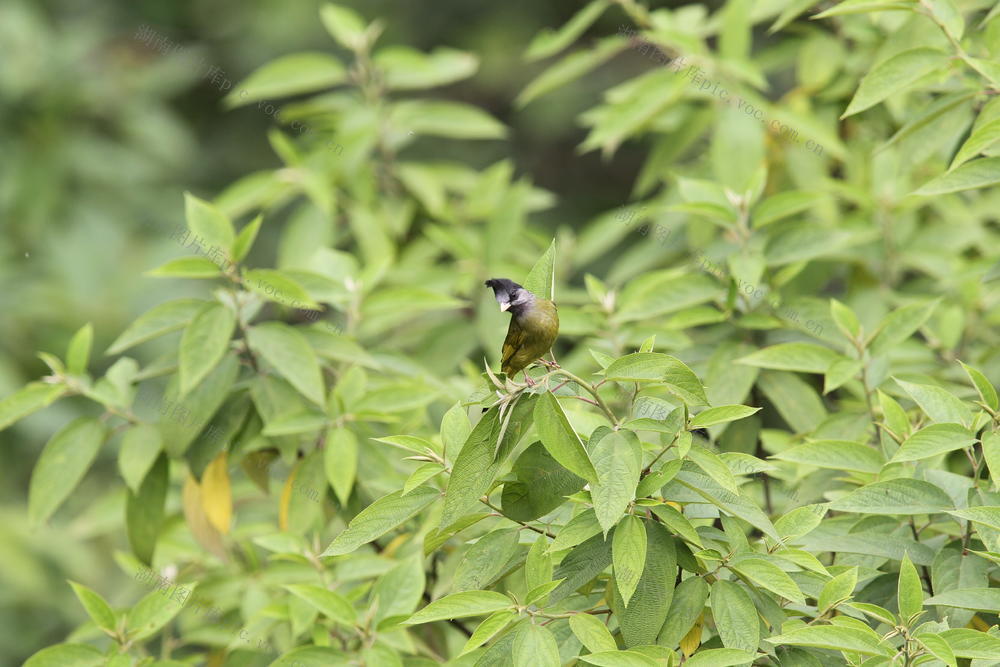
[
  {"left": 612, "top": 515, "right": 646, "bottom": 607},
  {"left": 453, "top": 528, "right": 520, "bottom": 592},
  {"left": 578, "top": 651, "right": 660, "bottom": 667},
  {"left": 146, "top": 256, "right": 222, "bottom": 279},
  {"left": 65, "top": 323, "right": 93, "bottom": 375},
  {"left": 231, "top": 214, "right": 263, "bottom": 263},
  {"left": 126, "top": 582, "right": 197, "bottom": 641},
  {"left": 829, "top": 299, "right": 862, "bottom": 340},
  {"left": 757, "top": 371, "right": 826, "bottom": 433},
  {"left": 247, "top": 322, "right": 325, "bottom": 405},
  {"left": 0, "top": 382, "right": 66, "bottom": 434},
  {"left": 879, "top": 389, "right": 912, "bottom": 439},
  {"left": 511, "top": 623, "right": 561, "bottom": 667},
  {"left": 244, "top": 268, "right": 319, "bottom": 309},
  {"left": 118, "top": 423, "right": 163, "bottom": 494},
  {"left": 687, "top": 444, "right": 739, "bottom": 493},
  {"left": 684, "top": 649, "right": 758, "bottom": 667},
  {"left": 898, "top": 552, "right": 924, "bottom": 622},
  {"left": 767, "top": 624, "right": 893, "bottom": 657},
  {"left": 950, "top": 119, "right": 1000, "bottom": 170},
  {"left": 321, "top": 486, "right": 440, "bottom": 556},
  {"left": 126, "top": 453, "right": 169, "bottom": 565},
  {"left": 925, "top": 0, "right": 963, "bottom": 39},
  {"left": 68, "top": 580, "right": 116, "bottom": 633},
  {"left": 814, "top": 0, "right": 918, "bottom": 19},
  {"left": 737, "top": 343, "right": 840, "bottom": 373},
  {"left": 319, "top": 3, "right": 367, "bottom": 49},
  {"left": 590, "top": 427, "right": 642, "bottom": 535},
  {"left": 225, "top": 52, "right": 347, "bottom": 107},
  {"left": 550, "top": 532, "right": 613, "bottom": 604},
  {"left": 948, "top": 506, "right": 1000, "bottom": 532},
  {"left": 650, "top": 503, "right": 703, "bottom": 547},
  {"left": 269, "top": 647, "right": 347, "bottom": 666},
  {"left": 525, "top": 0, "right": 610, "bottom": 61},
  {"left": 178, "top": 302, "right": 236, "bottom": 396},
  {"left": 160, "top": 353, "right": 239, "bottom": 457},
  {"left": 440, "top": 400, "right": 536, "bottom": 529},
  {"left": 324, "top": 427, "right": 358, "bottom": 504},
  {"left": 372, "top": 554, "right": 425, "bottom": 624},
  {"left": 107, "top": 298, "right": 207, "bottom": 354},
  {"left": 611, "top": 521, "right": 676, "bottom": 647},
  {"left": 533, "top": 392, "right": 598, "bottom": 483},
  {"left": 393, "top": 100, "right": 506, "bottom": 140},
  {"left": 674, "top": 469, "right": 781, "bottom": 541},
  {"left": 959, "top": 361, "right": 999, "bottom": 411},
  {"left": 523, "top": 239, "right": 556, "bottom": 301},
  {"left": 889, "top": 423, "right": 975, "bottom": 462},
  {"left": 753, "top": 190, "right": 822, "bottom": 228},
  {"left": 869, "top": 299, "right": 939, "bottom": 353},
  {"left": 373, "top": 46, "right": 478, "bottom": 90},
  {"left": 184, "top": 192, "right": 234, "bottom": 253},
  {"left": 501, "top": 441, "right": 586, "bottom": 521},
  {"left": 524, "top": 535, "right": 553, "bottom": 593},
  {"left": 548, "top": 509, "right": 602, "bottom": 553},
  {"left": 711, "top": 579, "right": 759, "bottom": 653},
  {"left": 894, "top": 378, "right": 973, "bottom": 426},
  {"left": 775, "top": 504, "right": 828, "bottom": 541},
  {"left": 828, "top": 478, "right": 953, "bottom": 514},
  {"left": 939, "top": 628, "right": 1000, "bottom": 659},
  {"left": 730, "top": 555, "right": 805, "bottom": 603},
  {"left": 690, "top": 405, "right": 760, "bottom": 428},
  {"left": 982, "top": 432, "right": 1000, "bottom": 492},
  {"left": 845, "top": 602, "right": 897, "bottom": 626},
  {"left": 772, "top": 440, "right": 884, "bottom": 473},
  {"left": 440, "top": 400, "right": 472, "bottom": 461},
  {"left": 461, "top": 610, "right": 518, "bottom": 655},
  {"left": 517, "top": 37, "right": 625, "bottom": 107},
  {"left": 404, "top": 590, "right": 514, "bottom": 624},
  {"left": 22, "top": 643, "right": 104, "bottom": 667},
  {"left": 29, "top": 418, "right": 107, "bottom": 525},
  {"left": 285, "top": 584, "right": 357, "bottom": 626},
  {"left": 915, "top": 157, "right": 1000, "bottom": 195},
  {"left": 569, "top": 612, "right": 618, "bottom": 654},
  {"left": 925, "top": 588, "right": 1000, "bottom": 612},
  {"left": 879, "top": 90, "right": 977, "bottom": 153},
  {"left": 842, "top": 48, "right": 947, "bottom": 118},
  {"left": 915, "top": 632, "right": 957, "bottom": 667},
  {"left": 657, "top": 576, "right": 710, "bottom": 649},
  {"left": 818, "top": 566, "right": 858, "bottom": 613},
  {"left": 605, "top": 353, "right": 709, "bottom": 406}
]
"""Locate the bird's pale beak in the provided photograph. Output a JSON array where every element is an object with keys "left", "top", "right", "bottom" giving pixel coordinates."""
[{"left": 499, "top": 302, "right": 511, "bottom": 312}]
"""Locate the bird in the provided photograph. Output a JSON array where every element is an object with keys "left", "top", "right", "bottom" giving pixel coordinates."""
[{"left": 484, "top": 278, "right": 559, "bottom": 384}]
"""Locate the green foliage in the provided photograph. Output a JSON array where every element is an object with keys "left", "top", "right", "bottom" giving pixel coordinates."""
[{"left": 8, "top": 0, "right": 1000, "bottom": 665}]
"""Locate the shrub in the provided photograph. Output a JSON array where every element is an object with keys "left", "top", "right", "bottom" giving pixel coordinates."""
[{"left": 8, "top": 1, "right": 1000, "bottom": 665}]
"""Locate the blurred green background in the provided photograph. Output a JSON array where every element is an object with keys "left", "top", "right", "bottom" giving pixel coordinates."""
[{"left": 0, "top": 0, "right": 659, "bottom": 662}]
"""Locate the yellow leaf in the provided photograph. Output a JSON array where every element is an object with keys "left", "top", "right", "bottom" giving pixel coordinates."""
[
  {"left": 383, "top": 533, "right": 411, "bottom": 558},
  {"left": 182, "top": 474, "right": 228, "bottom": 561},
  {"left": 971, "top": 614, "right": 991, "bottom": 632},
  {"left": 279, "top": 462, "right": 298, "bottom": 532},
  {"left": 201, "top": 452, "right": 232, "bottom": 534},
  {"left": 680, "top": 613, "right": 702, "bottom": 657}
]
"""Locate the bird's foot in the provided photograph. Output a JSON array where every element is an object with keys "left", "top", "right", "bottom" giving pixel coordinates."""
[
  {"left": 524, "top": 373, "right": 536, "bottom": 387},
  {"left": 538, "top": 359, "right": 560, "bottom": 369}
]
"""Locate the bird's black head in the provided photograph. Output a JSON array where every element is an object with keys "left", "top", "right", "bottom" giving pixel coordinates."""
[{"left": 485, "top": 278, "right": 534, "bottom": 315}]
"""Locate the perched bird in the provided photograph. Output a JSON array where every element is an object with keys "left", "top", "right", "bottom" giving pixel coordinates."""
[{"left": 485, "top": 278, "right": 560, "bottom": 382}]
